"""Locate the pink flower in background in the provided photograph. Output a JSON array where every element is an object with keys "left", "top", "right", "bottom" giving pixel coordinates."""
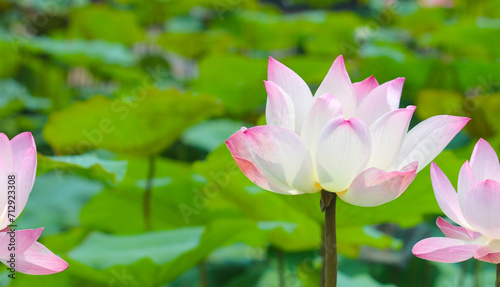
[
  {"left": 413, "top": 139, "right": 500, "bottom": 263},
  {"left": 419, "top": 0, "right": 455, "bottom": 8},
  {"left": 226, "top": 55, "right": 469, "bottom": 207},
  {"left": 0, "top": 132, "right": 68, "bottom": 275}
]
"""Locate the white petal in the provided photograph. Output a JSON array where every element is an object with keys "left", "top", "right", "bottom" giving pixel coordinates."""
[
  {"left": 268, "top": 57, "right": 313, "bottom": 133},
  {"left": 436, "top": 217, "right": 478, "bottom": 241},
  {"left": 356, "top": 78, "right": 404, "bottom": 126},
  {"left": 352, "top": 75, "right": 379, "bottom": 104},
  {"left": 457, "top": 160, "right": 476, "bottom": 220},
  {"left": 463, "top": 180, "right": 500, "bottom": 239},
  {"left": 314, "top": 55, "right": 357, "bottom": 118},
  {"left": 264, "top": 80, "right": 296, "bottom": 131},
  {"left": 226, "top": 126, "right": 319, "bottom": 194},
  {"left": 470, "top": 138, "right": 500, "bottom": 182},
  {"left": 300, "top": 93, "right": 343, "bottom": 150},
  {"left": 316, "top": 117, "right": 371, "bottom": 192},
  {"left": 431, "top": 162, "right": 472, "bottom": 230},
  {"left": 367, "top": 106, "right": 415, "bottom": 170},
  {"left": 339, "top": 162, "right": 417, "bottom": 207},
  {"left": 394, "top": 115, "right": 470, "bottom": 172},
  {"left": 412, "top": 237, "right": 478, "bottom": 263}
]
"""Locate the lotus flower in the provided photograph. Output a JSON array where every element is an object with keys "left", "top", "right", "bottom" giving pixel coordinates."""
[
  {"left": 0, "top": 132, "right": 68, "bottom": 274},
  {"left": 225, "top": 55, "right": 469, "bottom": 207},
  {"left": 413, "top": 139, "right": 500, "bottom": 263}
]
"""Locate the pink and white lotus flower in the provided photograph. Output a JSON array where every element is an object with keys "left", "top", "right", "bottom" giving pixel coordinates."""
[
  {"left": 413, "top": 139, "right": 500, "bottom": 263},
  {"left": 226, "top": 55, "right": 469, "bottom": 207},
  {"left": 0, "top": 132, "right": 68, "bottom": 274}
]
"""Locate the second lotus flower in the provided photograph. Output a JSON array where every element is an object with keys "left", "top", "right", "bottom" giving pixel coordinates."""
[
  {"left": 226, "top": 55, "right": 469, "bottom": 207},
  {"left": 413, "top": 139, "right": 500, "bottom": 263}
]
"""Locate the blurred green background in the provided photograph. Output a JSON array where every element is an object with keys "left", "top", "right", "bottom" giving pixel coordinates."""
[{"left": 0, "top": 0, "right": 499, "bottom": 286}]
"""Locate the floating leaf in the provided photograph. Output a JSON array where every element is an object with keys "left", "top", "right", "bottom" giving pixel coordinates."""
[
  {"left": 337, "top": 272, "right": 397, "bottom": 287},
  {"left": 37, "top": 152, "right": 127, "bottom": 184},
  {"left": 15, "top": 36, "right": 137, "bottom": 66},
  {"left": 67, "top": 219, "right": 280, "bottom": 286},
  {"left": 69, "top": 227, "right": 205, "bottom": 269},
  {"left": 43, "top": 90, "right": 222, "bottom": 156},
  {"left": 0, "top": 79, "right": 50, "bottom": 117},
  {"left": 68, "top": 4, "right": 145, "bottom": 45}
]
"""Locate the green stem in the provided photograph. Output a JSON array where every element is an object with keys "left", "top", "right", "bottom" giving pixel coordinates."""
[
  {"left": 321, "top": 226, "right": 325, "bottom": 287},
  {"left": 143, "top": 155, "right": 156, "bottom": 231},
  {"left": 277, "top": 248, "right": 285, "bottom": 287},
  {"left": 321, "top": 190, "right": 337, "bottom": 287},
  {"left": 474, "top": 259, "right": 480, "bottom": 287},
  {"left": 496, "top": 263, "right": 500, "bottom": 287},
  {"left": 199, "top": 261, "right": 208, "bottom": 287}
]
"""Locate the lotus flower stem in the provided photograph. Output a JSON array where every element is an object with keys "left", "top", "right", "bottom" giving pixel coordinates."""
[
  {"left": 496, "top": 263, "right": 500, "bottom": 287},
  {"left": 199, "top": 261, "right": 208, "bottom": 287},
  {"left": 275, "top": 248, "right": 285, "bottom": 287},
  {"left": 321, "top": 189, "right": 337, "bottom": 287},
  {"left": 474, "top": 260, "right": 481, "bottom": 287},
  {"left": 321, "top": 227, "right": 325, "bottom": 287},
  {"left": 143, "top": 155, "right": 156, "bottom": 231}
]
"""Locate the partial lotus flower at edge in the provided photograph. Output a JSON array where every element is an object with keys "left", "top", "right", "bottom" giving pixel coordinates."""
[
  {"left": 413, "top": 139, "right": 500, "bottom": 264},
  {"left": 0, "top": 132, "right": 68, "bottom": 275},
  {"left": 225, "top": 55, "right": 470, "bottom": 207}
]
